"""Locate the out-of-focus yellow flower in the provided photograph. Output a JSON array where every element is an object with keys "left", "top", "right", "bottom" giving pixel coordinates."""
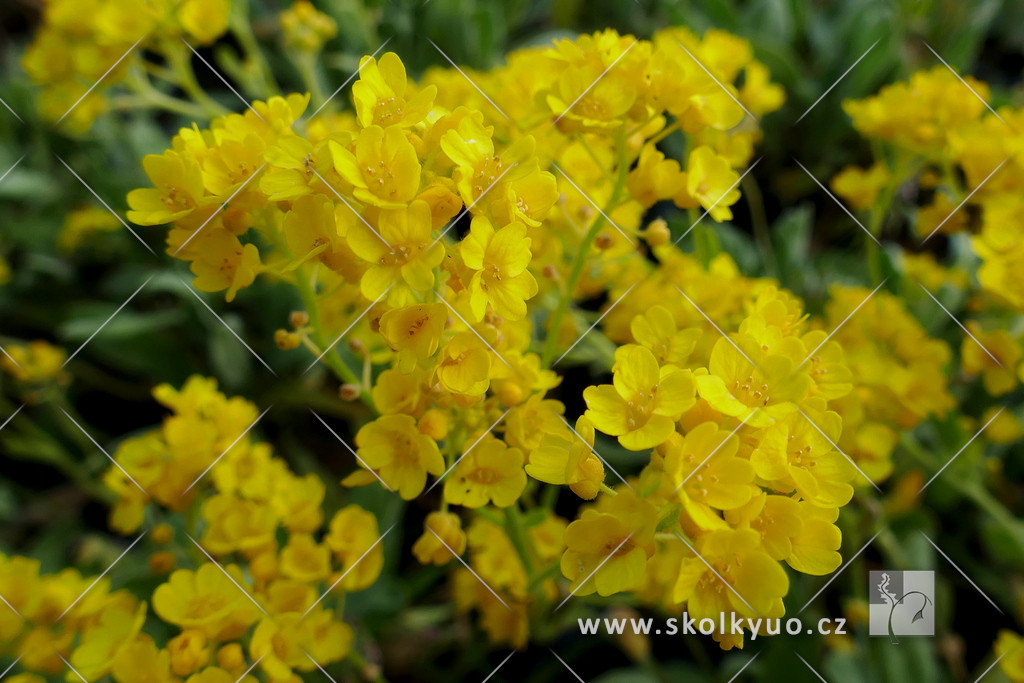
[
  {"left": 961, "top": 322, "right": 1021, "bottom": 396},
  {"left": 279, "top": 0, "right": 338, "bottom": 52},
  {"left": 347, "top": 414, "right": 445, "bottom": 498},
  {"left": 412, "top": 511, "right": 467, "bottom": 565},
  {"left": 1, "top": 341, "right": 68, "bottom": 384},
  {"left": 831, "top": 162, "right": 890, "bottom": 211}
]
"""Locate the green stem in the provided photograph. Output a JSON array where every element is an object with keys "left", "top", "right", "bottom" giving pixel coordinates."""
[
  {"left": 741, "top": 173, "right": 777, "bottom": 277},
  {"left": 160, "top": 43, "right": 231, "bottom": 118},
  {"left": 502, "top": 504, "right": 536, "bottom": 576},
  {"left": 293, "top": 266, "right": 377, "bottom": 411},
  {"left": 540, "top": 130, "right": 631, "bottom": 366}
]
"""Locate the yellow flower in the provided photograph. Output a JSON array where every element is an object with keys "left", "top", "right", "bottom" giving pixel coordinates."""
[
  {"left": 694, "top": 333, "right": 811, "bottom": 428},
  {"left": 412, "top": 511, "right": 467, "bottom": 565},
  {"left": 279, "top": 0, "right": 338, "bottom": 52},
  {"left": 69, "top": 601, "right": 147, "bottom": 680},
  {"left": 352, "top": 52, "right": 437, "bottom": 128},
  {"left": 526, "top": 415, "right": 605, "bottom": 500},
  {"left": 346, "top": 200, "right": 444, "bottom": 305},
  {"left": 127, "top": 151, "right": 206, "bottom": 225},
  {"left": 626, "top": 144, "right": 687, "bottom": 208},
  {"left": 675, "top": 146, "right": 740, "bottom": 221},
  {"left": 331, "top": 124, "right": 422, "bottom": 208},
  {"left": 751, "top": 409, "right": 856, "bottom": 507},
  {"left": 584, "top": 344, "right": 696, "bottom": 450},
  {"left": 560, "top": 491, "right": 657, "bottom": 596},
  {"left": 152, "top": 563, "right": 259, "bottom": 638},
  {"left": 379, "top": 302, "right": 448, "bottom": 372},
  {"left": 189, "top": 230, "right": 261, "bottom": 302},
  {"left": 665, "top": 421, "right": 755, "bottom": 514},
  {"left": 996, "top": 630, "right": 1024, "bottom": 682},
  {"left": 324, "top": 505, "right": 385, "bottom": 590},
  {"left": 831, "top": 162, "right": 890, "bottom": 211},
  {"left": 459, "top": 216, "right": 538, "bottom": 321},
  {"left": 111, "top": 636, "right": 177, "bottom": 683},
  {"left": 349, "top": 414, "right": 445, "bottom": 499},
  {"left": 250, "top": 610, "right": 352, "bottom": 681},
  {"left": 167, "top": 629, "right": 210, "bottom": 677},
  {"left": 673, "top": 528, "right": 787, "bottom": 619},
  {"left": 444, "top": 435, "right": 527, "bottom": 508},
  {"left": 178, "top": 0, "right": 230, "bottom": 45},
  {"left": 0, "top": 340, "right": 68, "bottom": 383},
  {"left": 961, "top": 322, "right": 1020, "bottom": 396},
  {"left": 433, "top": 332, "right": 493, "bottom": 397},
  {"left": 630, "top": 305, "right": 700, "bottom": 367},
  {"left": 279, "top": 533, "right": 331, "bottom": 583}
]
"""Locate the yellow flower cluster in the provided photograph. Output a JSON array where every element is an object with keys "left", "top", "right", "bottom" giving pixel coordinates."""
[
  {"left": 21, "top": 0, "right": 231, "bottom": 132},
  {"left": 93, "top": 376, "right": 382, "bottom": 681},
  {"left": 833, "top": 66, "right": 1024, "bottom": 399},
  {"left": 834, "top": 67, "right": 1024, "bottom": 310},
  {"left": 119, "top": 28, "right": 958, "bottom": 654}
]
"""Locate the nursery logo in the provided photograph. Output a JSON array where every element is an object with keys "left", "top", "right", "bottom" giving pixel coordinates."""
[{"left": 869, "top": 570, "right": 935, "bottom": 643}]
